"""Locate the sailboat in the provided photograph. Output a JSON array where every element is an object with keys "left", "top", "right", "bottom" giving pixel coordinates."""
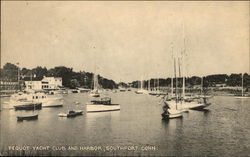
[
  {"left": 235, "top": 73, "right": 250, "bottom": 99},
  {"left": 90, "top": 73, "right": 100, "bottom": 97},
  {"left": 135, "top": 77, "right": 147, "bottom": 94},
  {"left": 87, "top": 61, "right": 120, "bottom": 112},
  {"left": 162, "top": 55, "right": 183, "bottom": 119}
]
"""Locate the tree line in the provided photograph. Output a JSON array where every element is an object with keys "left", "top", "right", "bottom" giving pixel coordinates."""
[
  {"left": 1, "top": 63, "right": 249, "bottom": 90},
  {"left": 130, "top": 73, "right": 250, "bottom": 89},
  {"left": 0, "top": 63, "right": 117, "bottom": 89}
]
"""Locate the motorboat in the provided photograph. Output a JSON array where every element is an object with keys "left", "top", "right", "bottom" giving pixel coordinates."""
[
  {"left": 8, "top": 91, "right": 63, "bottom": 108},
  {"left": 87, "top": 97, "right": 120, "bottom": 113},
  {"left": 14, "top": 102, "right": 42, "bottom": 110},
  {"left": 58, "top": 110, "right": 83, "bottom": 117}
]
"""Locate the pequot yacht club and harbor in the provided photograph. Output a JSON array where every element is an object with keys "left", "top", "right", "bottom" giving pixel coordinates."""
[{"left": 0, "top": 61, "right": 249, "bottom": 121}]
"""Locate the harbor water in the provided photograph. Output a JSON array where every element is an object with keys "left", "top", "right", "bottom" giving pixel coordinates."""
[{"left": 1, "top": 91, "right": 250, "bottom": 156}]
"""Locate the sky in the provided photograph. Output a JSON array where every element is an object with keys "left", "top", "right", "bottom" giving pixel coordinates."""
[{"left": 1, "top": 1, "right": 249, "bottom": 83}]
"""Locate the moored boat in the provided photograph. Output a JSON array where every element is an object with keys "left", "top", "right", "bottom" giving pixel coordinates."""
[
  {"left": 90, "top": 90, "right": 100, "bottom": 97},
  {"left": 87, "top": 104, "right": 120, "bottom": 113},
  {"left": 17, "top": 114, "right": 38, "bottom": 121},
  {"left": 87, "top": 97, "right": 120, "bottom": 112},
  {"left": 14, "top": 102, "right": 42, "bottom": 110},
  {"left": 58, "top": 110, "right": 83, "bottom": 117},
  {"left": 8, "top": 91, "right": 63, "bottom": 108}
]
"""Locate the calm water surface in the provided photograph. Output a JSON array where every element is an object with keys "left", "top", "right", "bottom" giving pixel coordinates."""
[{"left": 1, "top": 91, "right": 250, "bottom": 156}]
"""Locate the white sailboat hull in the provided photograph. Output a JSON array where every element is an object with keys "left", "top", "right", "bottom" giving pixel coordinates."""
[
  {"left": 87, "top": 104, "right": 120, "bottom": 113},
  {"left": 168, "top": 109, "right": 183, "bottom": 118},
  {"left": 90, "top": 93, "right": 100, "bottom": 97},
  {"left": 165, "top": 100, "right": 211, "bottom": 110}
]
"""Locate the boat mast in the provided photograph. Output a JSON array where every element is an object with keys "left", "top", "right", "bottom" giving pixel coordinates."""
[
  {"left": 174, "top": 57, "right": 178, "bottom": 109},
  {"left": 140, "top": 76, "right": 143, "bottom": 90},
  {"left": 148, "top": 79, "right": 150, "bottom": 91},
  {"left": 93, "top": 46, "right": 98, "bottom": 91},
  {"left": 157, "top": 78, "right": 159, "bottom": 92},
  {"left": 242, "top": 73, "right": 244, "bottom": 96},
  {"left": 182, "top": 60, "right": 185, "bottom": 98},
  {"left": 178, "top": 58, "right": 181, "bottom": 100},
  {"left": 182, "top": 25, "right": 186, "bottom": 99},
  {"left": 17, "top": 62, "right": 20, "bottom": 91},
  {"left": 201, "top": 76, "right": 203, "bottom": 95},
  {"left": 171, "top": 44, "right": 174, "bottom": 98}
]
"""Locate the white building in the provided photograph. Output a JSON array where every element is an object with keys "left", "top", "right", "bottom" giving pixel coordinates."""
[{"left": 24, "top": 77, "right": 62, "bottom": 90}]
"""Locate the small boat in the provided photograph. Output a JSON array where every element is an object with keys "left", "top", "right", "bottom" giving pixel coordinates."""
[
  {"left": 17, "top": 114, "right": 38, "bottom": 121},
  {"left": 71, "top": 90, "right": 78, "bottom": 93},
  {"left": 119, "top": 88, "right": 126, "bottom": 92},
  {"left": 87, "top": 97, "right": 120, "bottom": 113},
  {"left": 90, "top": 90, "right": 100, "bottom": 97},
  {"left": 14, "top": 102, "right": 42, "bottom": 110},
  {"left": 135, "top": 90, "right": 143, "bottom": 94},
  {"left": 16, "top": 100, "right": 39, "bottom": 121},
  {"left": 87, "top": 104, "right": 120, "bottom": 113},
  {"left": 58, "top": 110, "right": 83, "bottom": 117}
]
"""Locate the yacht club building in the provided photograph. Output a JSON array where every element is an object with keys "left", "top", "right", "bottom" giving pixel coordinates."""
[{"left": 24, "top": 77, "right": 62, "bottom": 90}]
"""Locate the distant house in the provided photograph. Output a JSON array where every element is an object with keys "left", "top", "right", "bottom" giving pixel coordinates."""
[{"left": 24, "top": 76, "right": 62, "bottom": 90}]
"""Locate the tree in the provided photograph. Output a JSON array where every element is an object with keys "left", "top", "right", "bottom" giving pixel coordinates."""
[
  {"left": 32, "top": 66, "right": 48, "bottom": 80},
  {"left": 2, "top": 63, "right": 19, "bottom": 81},
  {"left": 69, "top": 79, "right": 80, "bottom": 89}
]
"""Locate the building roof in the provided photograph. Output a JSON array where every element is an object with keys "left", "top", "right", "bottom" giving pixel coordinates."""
[{"left": 23, "top": 77, "right": 42, "bottom": 81}]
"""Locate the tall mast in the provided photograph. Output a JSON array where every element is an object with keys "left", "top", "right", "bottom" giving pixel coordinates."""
[
  {"left": 17, "top": 62, "right": 20, "bottom": 91},
  {"left": 148, "top": 79, "right": 150, "bottom": 91},
  {"left": 174, "top": 57, "right": 178, "bottom": 107},
  {"left": 93, "top": 46, "right": 98, "bottom": 91},
  {"left": 178, "top": 58, "right": 181, "bottom": 99},
  {"left": 171, "top": 43, "right": 174, "bottom": 98},
  {"left": 140, "top": 76, "right": 143, "bottom": 90},
  {"left": 153, "top": 79, "right": 156, "bottom": 91},
  {"left": 242, "top": 73, "right": 244, "bottom": 96},
  {"left": 182, "top": 20, "right": 186, "bottom": 99},
  {"left": 201, "top": 76, "right": 203, "bottom": 95},
  {"left": 157, "top": 78, "right": 159, "bottom": 91},
  {"left": 182, "top": 67, "right": 185, "bottom": 98}
]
